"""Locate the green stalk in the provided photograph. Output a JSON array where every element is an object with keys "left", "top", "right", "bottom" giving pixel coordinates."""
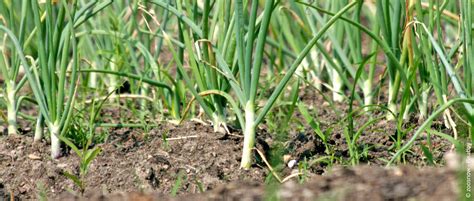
[
  {"left": 330, "top": 0, "right": 346, "bottom": 102},
  {"left": 240, "top": 0, "right": 275, "bottom": 169},
  {"left": 414, "top": 1, "right": 445, "bottom": 116},
  {"left": 362, "top": 11, "right": 380, "bottom": 111},
  {"left": 375, "top": 0, "right": 404, "bottom": 120},
  {"left": 302, "top": 5, "right": 324, "bottom": 90},
  {"left": 461, "top": 0, "right": 473, "bottom": 95},
  {"left": 234, "top": 0, "right": 247, "bottom": 94}
]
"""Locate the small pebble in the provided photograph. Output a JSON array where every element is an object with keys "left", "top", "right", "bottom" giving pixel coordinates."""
[
  {"left": 288, "top": 159, "right": 297, "bottom": 169},
  {"left": 393, "top": 167, "right": 403, "bottom": 176},
  {"left": 28, "top": 154, "right": 42, "bottom": 160}
]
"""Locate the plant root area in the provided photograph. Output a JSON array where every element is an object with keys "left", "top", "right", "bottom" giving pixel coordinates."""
[{"left": 0, "top": 92, "right": 466, "bottom": 200}]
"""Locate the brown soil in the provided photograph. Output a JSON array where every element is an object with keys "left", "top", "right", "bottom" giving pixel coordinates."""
[
  {"left": 0, "top": 121, "right": 267, "bottom": 200},
  {"left": 171, "top": 166, "right": 460, "bottom": 201},
  {"left": 45, "top": 166, "right": 461, "bottom": 201},
  {"left": 0, "top": 89, "right": 464, "bottom": 200},
  {"left": 0, "top": 118, "right": 462, "bottom": 201}
]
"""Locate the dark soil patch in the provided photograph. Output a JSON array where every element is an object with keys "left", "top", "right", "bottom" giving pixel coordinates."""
[{"left": 0, "top": 122, "right": 267, "bottom": 200}]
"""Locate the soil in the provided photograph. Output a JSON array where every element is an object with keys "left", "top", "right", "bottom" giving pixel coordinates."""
[
  {"left": 0, "top": 121, "right": 267, "bottom": 200},
  {"left": 171, "top": 165, "right": 460, "bottom": 201},
  {"left": 0, "top": 89, "right": 466, "bottom": 200},
  {"left": 0, "top": 128, "right": 464, "bottom": 201}
]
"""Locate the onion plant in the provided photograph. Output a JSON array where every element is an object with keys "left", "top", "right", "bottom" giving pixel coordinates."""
[
  {"left": 151, "top": 0, "right": 358, "bottom": 169},
  {"left": 148, "top": 0, "right": 240, "bottom": 133},
  {"left": 389, "top": 0, "right": 474, "bottom": 162},
  {"left": 170, "top": 0, "right": 230, "bottom": 132},
  {"left": 285, "top": 1, "right": 381, "bottom": 106},
  {"left": 0, "top": 1, "right": 29, "bottom": 136},
  {"left": 374, "top": 0, "right": 404, "bottom": 120},
  {"left": 1, "top": 0, "right": 111, "bottom": 158},
  {"left": 81, "top": 1, "right": 199, "bottom": 122}
]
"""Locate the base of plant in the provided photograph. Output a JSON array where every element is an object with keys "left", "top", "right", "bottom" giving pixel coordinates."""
[
  {"left": 212, "top": 113, "right": 228, "bottom": 134},
  {"left": 51, "top": 125, "right": 62, "bottom": 159},
  {"left": 34, "top": 115, "right": 44, "bottom": 142},
  {"left": 7, "top": 106, "right": 17, "bottom": 136},
  {"left": 387, "top": 102, "right": 397, "bottom": 121},
  {"left": 363, "top": 80, "right": 372, "bottom": 111},
  {"left": 418, "top": 90, "right": 429, "bottom": 120},
  {"left": 331, "top": 68, "right": 344, "bottom": 102},
  {"left": 6, "top": 85, "right": 17, "bottom": 135},
  {"left": 240, "top": 102, "right": 256, "bottom": 169}
]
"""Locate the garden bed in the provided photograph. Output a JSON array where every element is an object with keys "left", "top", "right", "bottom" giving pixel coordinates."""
[
  {"left": 1, "top": 1, "right": 473, "bottom": 200},
  {"left": 0, "top": 95, "right": 461, "bottom": 200}
]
